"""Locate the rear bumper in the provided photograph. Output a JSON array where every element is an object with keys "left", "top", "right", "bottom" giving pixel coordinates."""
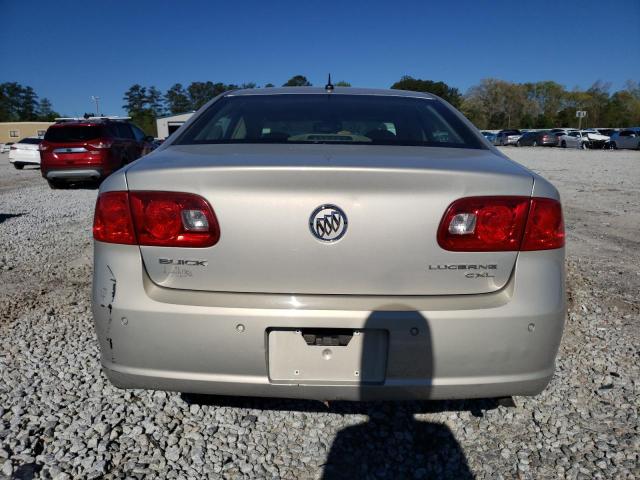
[
  {"left": 93, "top": 243, "right": 566, "bottom": 401},
  {"left": 45, "top": 168, "right": 102, "bottom": 180}
]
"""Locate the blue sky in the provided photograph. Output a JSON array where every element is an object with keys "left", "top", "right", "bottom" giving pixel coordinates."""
[{"left": 1, "top": 0, "right": 638, "bottom": 116}]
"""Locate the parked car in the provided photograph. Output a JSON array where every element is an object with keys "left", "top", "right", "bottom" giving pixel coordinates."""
[
  {"left": 580, "top": 129, "right": 610, "bottom": 149},
  {"left": 516, "top": 130, "right": 558, "bottom": 147},
  {"left": 557, "top": 130, "right": 588, "bottom": 149},
  {"left": 39, "top": 117, "right": 154, "bottom": 189},
  {"left": 609, "top": 128, "right": 640, "bottom": 150},
  {"left": 92, "top": 87, "right": 566, "bottom": 401},
  {"left": 496, "top": 129, "right": 522, "bottom": 146},
  {"left": 481, "top": 131, "right": 497, "bottom": 144},
  {"left": 1, "top": 142, "right": 15, "bottom": 154},
  {"left": 8, "top": 137, "right": 43, "bottom": 169},
  {"left": 596, "top": 128, "right": 617, "bottom": 137}
]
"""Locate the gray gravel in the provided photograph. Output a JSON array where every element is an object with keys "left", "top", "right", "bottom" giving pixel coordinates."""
[{"left": 0, "top": 149, "right": 639, "bottom": 479}]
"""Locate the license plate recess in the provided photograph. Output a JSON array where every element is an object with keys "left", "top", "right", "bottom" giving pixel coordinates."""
[{"left": 268, "top": 328, "right": 388, "bottom": 383}]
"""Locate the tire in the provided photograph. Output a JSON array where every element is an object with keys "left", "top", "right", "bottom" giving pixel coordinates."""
[
  {"left": 609, "top": 142, "right": 617, "bottom": 150},
  {"left": 47, "top": 179, "right": 64, "bottom": 189},
  {"left": 532, "top": 141, "right": 538, "bottom": 147},
  {"left": 561, "top": 141, "right": 566, "bottom": 148},
  {"left": 13, "top": 162, "right": 24, "bottom": 170},
  {"left": 516, "top": 141, "right": 521, "bottom": 147},
  {"left": 582, "top": 142, "right": 589, "bottom": 150}
]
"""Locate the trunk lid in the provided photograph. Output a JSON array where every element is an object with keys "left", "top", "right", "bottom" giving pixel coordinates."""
[{"left": 126, "top": 144, "right": 533, "bottom": 295}]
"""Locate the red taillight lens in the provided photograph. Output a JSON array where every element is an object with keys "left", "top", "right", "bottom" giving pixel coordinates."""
[
  {"left": 521, "top": 198, "right": 564, "bottom": 251},
  {"left": 438, "top": 196, "right": 564, "bottom": 252},
  {"left": 38, "top": 142, "right": 51, "bottom": 152},
  {"left": 129, "top": 191, "right": 219, "bottom": 247},
  {"left": 438, "top": 197, "right": 530, "bottom": 251},
  {"left": 93, "top": 191, "right": 220, "bottom": 247},
  {"left": 93, "top": 191, "right": 136, "bottom": 245}
]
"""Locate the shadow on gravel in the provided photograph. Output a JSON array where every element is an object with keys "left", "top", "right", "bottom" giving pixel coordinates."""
[
  {"left": 183, "top": 311, "right": 494, "bottom": 478},
  {"left": 0, "top": 212, "right": 25, "bottom": 224}
]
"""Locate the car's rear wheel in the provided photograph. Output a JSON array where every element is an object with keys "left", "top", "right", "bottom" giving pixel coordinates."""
[
  {"left": 561, "top": 140, "right": 566, "bottom": 148},
  {"left": 516, "top": 140, "right": 521, "bottom": 147},
  {"left": 609, "top": 142, "right": 617, "bottom": 150},
  {"left": 532, "top": 141, "right": 538, "bottom": 147},
  {"left": 582, "top": 142, "right": 589, "bottom": 150},
  {"left": 13, "top": 162, "right": 24, "bottom": 170}
]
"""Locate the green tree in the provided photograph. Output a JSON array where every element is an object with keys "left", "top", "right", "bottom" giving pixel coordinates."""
[
  {"left": 123, "top": 84, "right": 156, "bottom": 136},
  {"left": 0, "top": 82, "right": 24, "bottom": 121},
  {"left": 335, "top": 81, "right": 351, "bottom": 87},
  {"left": 37, "top": 98, "right": 59, "bottom": 121},
  {"left": 187, "top": 81, "right": 233, "bottom": 110},
  {"left": 16, "top": 85, "right": 39, "bottom": 120},
  {"left": 391, "top": 76, "right": 461, "bottom": 107},
  {"left": 283, "top": 75, "right": 312, "bottom": 87},
  {"left": 164, "top": 83, "right": 191, "bottom": 114},
  {"left": 122, "top": 84, "right": 148, "bottom": 113},
  {"left": 146, "top": 86, "right": 165, "bottom": 117},
  {"left": 264, "top": 83, "right": 275, "bottom": 88}
]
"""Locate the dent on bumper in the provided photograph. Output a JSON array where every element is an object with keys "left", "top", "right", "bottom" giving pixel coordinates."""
[{"left": 92, "top": 243, "right": 566, "bottom": 400}]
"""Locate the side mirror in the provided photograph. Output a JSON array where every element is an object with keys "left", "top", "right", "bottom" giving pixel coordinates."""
[{"left": 144, "top": 135, "right": 155, "bottom": 142}]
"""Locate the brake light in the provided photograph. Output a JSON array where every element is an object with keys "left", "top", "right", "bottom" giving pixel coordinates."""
[
  {"left": 521, "top": 198, "right": 565, "bottom": 250},
  {"left": 93, "top": 191, "right": 220, "bottom": 247},
  {"left": 88, "top": 140, "right": 113, "bottom": 149},
  {"left": 438, "top": 196, "right": 564, "bottom": 251},
  {"left": 38, "top": 142, "right": 50, "bottom": 152},
  {"left": 93, "top": 192, "right": 136, "bottom": 245}
]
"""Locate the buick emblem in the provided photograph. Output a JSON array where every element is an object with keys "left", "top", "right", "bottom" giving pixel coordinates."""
[{"left": 309, "top": 204, "right": 348, "bottom": 242}]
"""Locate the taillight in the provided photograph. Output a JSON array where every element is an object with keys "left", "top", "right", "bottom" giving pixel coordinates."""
[
  {"left": 93, "top": 191, "right": 220, "bottom": 247},
  {"left": 521, "top": 198, "right": 565, "bottom": 250},
  {"left": 88, "top": 140, "right": 113, "bottom": 149},
  {"left": 93, "top": 192, "right": 136, "bottom": 245},
  {"left": 38, "top": 142, "right": 51, "bottom": 152},
  {"left": 438, "top": 196, "right": 564, "bottom": 251}
]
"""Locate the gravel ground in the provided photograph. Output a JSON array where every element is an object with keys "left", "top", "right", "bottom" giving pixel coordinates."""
[{"left": 0, "top": 148, "right": 638, "bottom": 479}]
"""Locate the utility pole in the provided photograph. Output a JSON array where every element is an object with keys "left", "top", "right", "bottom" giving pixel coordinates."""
[{"left": 91, "top": 96, "right": 100, "bottom": 116}]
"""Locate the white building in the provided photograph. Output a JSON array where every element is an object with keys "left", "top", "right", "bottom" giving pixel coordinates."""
[{"left": 156, "top": 112, "right": 195, "bottom": 139}]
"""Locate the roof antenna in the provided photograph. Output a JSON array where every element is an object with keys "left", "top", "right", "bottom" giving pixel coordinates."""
[{"left": 325, "top": 73, "right": 334, "bottom": 92}]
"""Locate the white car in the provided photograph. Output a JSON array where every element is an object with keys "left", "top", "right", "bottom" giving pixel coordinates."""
[
  {"left": 557, "top": 130, "right": 588, "bottom": 149},
  {"left": 580, "top": 130, "right": 609, "bottom": 148},
  {"left": 8, "top": 137, "right": 42, "bottom": 169},
  {"left": 1, "top": 142, "right": 15, "bottom": 154}
]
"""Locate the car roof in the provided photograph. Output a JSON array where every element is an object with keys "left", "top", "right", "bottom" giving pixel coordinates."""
[{"left": 225, "top": 86, "right": 438, "bottom": 100}]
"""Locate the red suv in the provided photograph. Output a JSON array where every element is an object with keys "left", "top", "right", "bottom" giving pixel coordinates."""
[{"left": 39, "top": 118, "right": 153, "bottom": 188}]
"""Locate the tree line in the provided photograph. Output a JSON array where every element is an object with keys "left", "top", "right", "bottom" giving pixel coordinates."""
[
  {"left": 124, "top": 74, "right": 640, "bottom": 135},
  {"left": 0, "top": 82, "right": 59, "bottom": 122},
  {"left": 461, "top": 79, "right": 640, "bottom": 130},
  {"left": 3, "top": 75, "right": 639, "bottom": 134}
]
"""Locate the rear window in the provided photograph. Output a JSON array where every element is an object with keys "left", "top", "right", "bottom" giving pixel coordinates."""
[
  {"left": 175, "top": 94, "right": 485, "bottom": 149},
  {"left": 45, "top": 126, "right": 103, "bottom": 142}
]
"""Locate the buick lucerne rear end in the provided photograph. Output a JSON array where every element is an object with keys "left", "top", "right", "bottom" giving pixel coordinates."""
[{"left": 92, "top": 88, "right": 565, "bottom": 401}]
